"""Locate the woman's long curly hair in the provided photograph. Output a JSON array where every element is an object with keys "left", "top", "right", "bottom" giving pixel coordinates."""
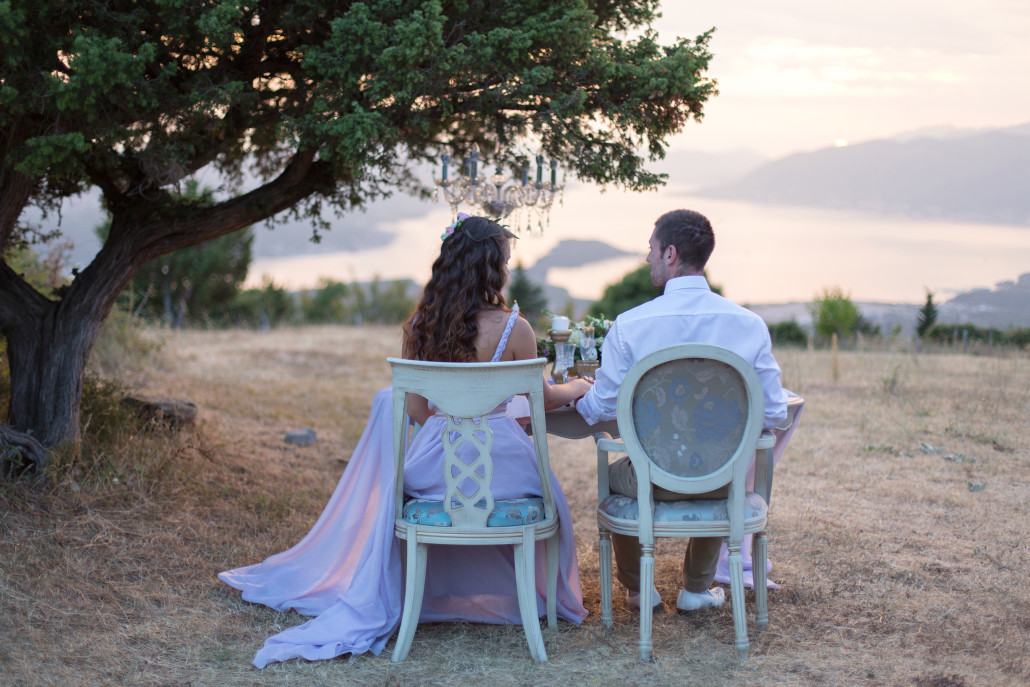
[{"left": 403, "top": 216, "right": 517, "bottom": 362}]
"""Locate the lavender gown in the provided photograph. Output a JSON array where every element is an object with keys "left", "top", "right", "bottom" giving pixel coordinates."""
[{"left": 219, "top": 310, "right": 587, "bottom": 668}]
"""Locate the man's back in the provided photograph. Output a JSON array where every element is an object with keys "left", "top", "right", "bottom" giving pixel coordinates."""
[{"left": 576, "top": 275, "right": 788, "bottom": 429}]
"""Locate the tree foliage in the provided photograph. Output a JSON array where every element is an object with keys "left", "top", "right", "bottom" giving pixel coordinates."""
[
  {"left": 811, "top": 286, "right": 860, "bottom": 343},
  {"left": 0, "top": 0, "right": 718, "bottom": 460},
  {"left": 588, "top": 264, "right": 661, "bottom": 318},
  {"left": 588, "top": 264, "right": 723, "bottom": 318},
  {"left": 299, "top": 277, "right": 415, "bottom": 326}
]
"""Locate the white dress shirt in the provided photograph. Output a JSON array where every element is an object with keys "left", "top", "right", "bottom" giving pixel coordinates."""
[{"left": 576, "top": 275, "right": 788, "bottom": 429}]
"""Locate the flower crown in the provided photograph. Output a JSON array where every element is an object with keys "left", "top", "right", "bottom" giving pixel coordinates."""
[{"left": 441, "top": 212, "right": 471, "bottom": 240}]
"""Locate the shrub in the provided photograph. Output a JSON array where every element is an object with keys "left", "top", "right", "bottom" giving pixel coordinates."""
[{"left": 767, "top": 320, "right": 809, "bottom": 347}]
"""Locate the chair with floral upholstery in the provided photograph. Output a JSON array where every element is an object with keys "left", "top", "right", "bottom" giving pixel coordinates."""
[
  {"left": 387, "top": 357, "right": 559, "bottom": 663},
  {"left": 593, "top": 343, "right": 776, "bottom": 660}
]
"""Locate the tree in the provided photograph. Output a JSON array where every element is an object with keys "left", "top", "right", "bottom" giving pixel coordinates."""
[
  {"left": 99, "top": 181, "right": 255, "bottom": 328},
  {"left": 916, "top": 289, "right": 938, "bottom": 339},
  {"left": 811, "top": 286, "right": 860, "bottom": 343},
  {"left": 588, "top": 264, "right": 661, "bottom": 318},
  {"left": 0, "top": 0, "right": 717, "bottom": 466},
  {"left": 507, "top": 263, "right": 547, "bottom": 326},
  {"left": 588, "top": 264, "right": 722, "bottom": 318},
  {"left": 214, "top": 278, "right": 297, "bottom": 329},
  {"left": 129, "top": 204, "right": 253, "bottom": 328}
]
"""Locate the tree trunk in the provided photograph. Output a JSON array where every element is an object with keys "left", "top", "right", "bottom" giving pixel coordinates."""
[{"left": 4, "top": 290, "right": 102, "bottom": 453}]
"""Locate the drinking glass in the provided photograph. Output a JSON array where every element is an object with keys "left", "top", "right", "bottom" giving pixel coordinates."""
[{"left": 554, "top": 343, "right": 576, "bottom": 383}]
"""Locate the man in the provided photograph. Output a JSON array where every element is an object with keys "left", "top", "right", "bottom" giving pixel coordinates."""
[{"left": 575, "top": 209, "right": 788, "bottom": 612}]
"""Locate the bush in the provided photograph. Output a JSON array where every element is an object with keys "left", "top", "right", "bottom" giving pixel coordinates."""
[
  {"left": 923, "top": 323, "right": 1030, "bottom": 348},
  {"left": 767, "top": 320, "right": 808, "bottom": 347}
]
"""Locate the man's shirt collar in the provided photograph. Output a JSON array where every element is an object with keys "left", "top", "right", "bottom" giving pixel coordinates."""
[{"left": 663, "top": 274, "right": 710, "bottom": 294}]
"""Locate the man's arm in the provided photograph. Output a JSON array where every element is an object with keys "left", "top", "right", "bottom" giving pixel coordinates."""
[
  {"left": 754, "top": 331, "right": 789, "bottom": 430},
  {"left": 575, "top": 319, "right": 631, "bottom": 425}
]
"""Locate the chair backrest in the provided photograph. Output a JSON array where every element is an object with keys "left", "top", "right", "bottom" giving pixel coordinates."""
[
  {"left": 616, "top": 344, "right": 764, "bottom": 524},
  {"left": 387, "top": 357, "right": 553, "bottom": 528}
]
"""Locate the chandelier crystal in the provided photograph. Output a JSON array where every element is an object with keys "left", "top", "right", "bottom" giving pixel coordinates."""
[{"left": 434, "top": 144, "right": 563, "bottom": 235}]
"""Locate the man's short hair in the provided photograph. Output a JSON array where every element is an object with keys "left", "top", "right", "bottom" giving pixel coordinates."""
[{"left": 654, "top": 209, "right": 715, "bottom": 272}]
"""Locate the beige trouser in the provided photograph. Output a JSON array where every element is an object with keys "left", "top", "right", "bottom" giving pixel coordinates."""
[{"left": 608, "top": 456, "right": 726, "bottom": 594}]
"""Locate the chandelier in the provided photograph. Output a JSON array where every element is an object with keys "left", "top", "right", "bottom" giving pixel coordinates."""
[{"left": 434, "top": 144, "right": 563, "bottom": 235}]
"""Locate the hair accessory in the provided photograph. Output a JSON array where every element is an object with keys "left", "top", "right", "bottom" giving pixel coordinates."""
[{"left": 441, "top": 212, "right": 471, "bottom": 240}]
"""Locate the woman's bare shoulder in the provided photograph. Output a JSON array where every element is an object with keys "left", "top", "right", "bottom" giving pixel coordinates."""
[{"left": 506, "top": 315, "right": 538, "bottom": 359}]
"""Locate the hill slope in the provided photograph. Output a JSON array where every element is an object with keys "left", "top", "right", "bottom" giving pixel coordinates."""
[{"left": 702, "top": 125, "right": 1030, "bottom": 225}]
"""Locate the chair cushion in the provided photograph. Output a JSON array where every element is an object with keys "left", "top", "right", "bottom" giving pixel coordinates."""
[
  {"left": 598, "top": 492, "right": 768, "bottom": 525},
  {"left": 402, "top": 497, "right": 545, "bottom": 527}
]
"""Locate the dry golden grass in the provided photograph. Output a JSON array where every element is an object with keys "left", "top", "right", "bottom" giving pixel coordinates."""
[{"left": 2, "top": 326, "right": 1028, "bottom": 687}]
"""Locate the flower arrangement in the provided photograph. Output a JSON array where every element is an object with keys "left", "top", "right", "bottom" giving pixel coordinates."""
[{"left": 536, "top": 313, "right": 612, "bottom": 364}]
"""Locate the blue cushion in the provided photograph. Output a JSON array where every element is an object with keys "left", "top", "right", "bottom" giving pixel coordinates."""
[
  {"left": 402, "top": 497, "right": 545, "bottom": 527},
  {"left": 598, "top": 492, "right": 767, "bottom": 525}
]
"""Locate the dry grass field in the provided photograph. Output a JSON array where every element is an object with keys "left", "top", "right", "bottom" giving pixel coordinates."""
[{"left": 2, "top": 326, "right": 1028, "bottom": 687}]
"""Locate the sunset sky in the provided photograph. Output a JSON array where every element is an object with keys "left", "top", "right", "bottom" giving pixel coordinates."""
[{"left": 653, "top": 0, "right": 1030, "bottom": 156}]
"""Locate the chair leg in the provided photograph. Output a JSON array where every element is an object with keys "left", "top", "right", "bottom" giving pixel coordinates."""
[
  {"left": 727, "top": 542, "right": 749, "bottom": 659},
  {"left": 392, "top": 532, "right": 428, "bottom": 662},
  {"left": 514, "top": 528, "right": 548, "bottom": 662},
  {"left": 598, "top": 527, "right": 613, "bottom": 628},
  {"left": 638, "top": 544, "right": 655, "bottom": 661},
  {"left": 753, "top": 532, "right": 769, "bottom": 631},
  {"left": 546, "top": 531, "right": 559, "bottom": 629}
]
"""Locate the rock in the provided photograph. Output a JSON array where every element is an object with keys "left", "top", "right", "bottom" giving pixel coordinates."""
[{"left": 285, "top": 428, "right": 317, "bottom": 447}]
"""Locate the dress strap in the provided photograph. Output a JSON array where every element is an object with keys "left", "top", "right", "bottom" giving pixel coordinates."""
[{"left": 490, "top": 303, "right": 520, "bottom": 362}]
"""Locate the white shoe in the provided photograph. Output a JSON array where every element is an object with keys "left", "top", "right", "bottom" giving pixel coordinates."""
[
  {"left": 626, "top": 586, "right": 661, "bottom": 610},
  {"left": 676, "top": 587, "right": 726, "bottom": 612}
]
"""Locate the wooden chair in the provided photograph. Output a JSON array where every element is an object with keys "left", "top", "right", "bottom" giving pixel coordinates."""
[
  {"left": 593, "top": 343, "right": 776, "bottom": 660},
  {"left": 387, "top": 357, "right": 559, "bottom": 663}
]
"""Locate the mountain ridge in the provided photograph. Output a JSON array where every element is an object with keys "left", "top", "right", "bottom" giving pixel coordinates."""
[{"left": 698, "top": 123, "right": 1030, "bottom": 226}]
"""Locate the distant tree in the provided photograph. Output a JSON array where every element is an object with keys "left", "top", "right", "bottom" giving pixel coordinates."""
[
  {"left": 301, "top": 279, "right": 350, "bottom": 324},
  {"left": 133, "top": 230, "right": 253, "bottom": 328},
  {"left": 507, "top": 263, "right": 548, "bottom": 326},
  {"left": 589, "top": 265, "right": 722, "bottom": 318},
  {"left": 362, "top": 278, "right": 415, "bottom": 325},
  {"left": 588, "top": 265, "right": 661, "bottom": 318},
  {"left": 916, "top": 289, "right": 938, "bottom": 338},
  {"left": 811, "top": 286, "right": 860, "bottom": 343},
  {"left": 299, "top": 277, "right": 414, "bottom": 325},
  {"left": 1, "top": 1, "right": 718, "bottom": 459},
  {"left": 214, "top": 279, "right": 297, "bottom": 329}
]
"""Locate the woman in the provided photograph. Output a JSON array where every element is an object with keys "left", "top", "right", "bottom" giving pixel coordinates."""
[{"left": 219, "top": 215, "right": 592, "bottom": 668}]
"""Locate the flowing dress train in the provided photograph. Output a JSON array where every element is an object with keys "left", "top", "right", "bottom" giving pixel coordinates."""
[{"left": 219, "top": 309, "right": 587, "bottom": 668}]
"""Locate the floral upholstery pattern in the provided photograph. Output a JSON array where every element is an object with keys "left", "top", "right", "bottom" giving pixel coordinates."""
[
  {"left": 630, "top": 358, "right": 748, "bottom": 477},
  {"left": 402, "top": 497, "right": 546, "bottom": 527},
  {"left": 598, "top": 492, "right": 768, "bottom": 526}
]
